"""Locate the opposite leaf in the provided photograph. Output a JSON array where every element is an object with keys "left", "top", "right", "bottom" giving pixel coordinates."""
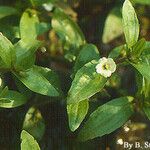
[
  {"left": 73, "top": 44, "right": 99, "bottom": 77},
  {"left": 0, "top": 6, "right": 18, "bottom": 19},
  {"left": 21, "top": 130, "right": 40, "bottom": 150},
  {"left": 14, "top": 66, "right": 61, "bottom": 97},
  {"left": 78, "top": 96, "right": 134, "bottom": 141},
  {"left": 67, "top": 99, "right": 89, "bottom": 132},
  {"left": 102, "top": 7, "right": 123, "bottom": 43},
  {"left": 133, "top": 0, "right": 150, "bottom": 5},
  {"left": 13, "top": 39, "right": 41, "bottom": 70},
  {"left": 0, "top": 90, "right": 27, "bottom": 108},
  {"left": 52, "top": 9, "right": 85, "bottom": 50},
  {"left": 0, "top": 33, "right": 14, "bottom": 69},
  {"left": 108, "top": 45, "right": 125, "bottom": 60},
  {"left": 20, "top": 9, "right": 39, "bottom": 41},
  {"left": 143, "top": 41, "right": 150, "bottom": 53},
  {"left": 67, "top": 60, "right": 107, "bottom": 104},
  {"left": 131, "top": 54, "right": 150, "bottom": 81},
  {"left": 122, "top": 0, "right": 139, "bottom": 48}
]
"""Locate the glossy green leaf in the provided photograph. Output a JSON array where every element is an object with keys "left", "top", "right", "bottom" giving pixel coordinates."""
[
  {"left": 132, "top": 62, "right": 150, "bottom": 81},
  {"left": 14, "top": 76, "right": 32, "bottom": 99},
  {"left": 122, "top": 0, "right": 139, "bottom": 48},
  {"left": 52, "top": 9, "right": 85, "bottom": 50},
  {"left": 0, "top": 90, "right": 27, "bottom": 108},
  {"left": 136, "top": 54, "right": 150, "bottom": 99},
  {"left": 102, "top": 7, "right": 123, "bottom": 43},
  {"left": 14, "top": 66, "right": 61, "bottom": 97},
  {"left": 21, "top": 130, "right": 40, "bottom": 150},
  {"left": 78, "top": 96, "right": 134, "bottom": 141},
  {"left": 131, "top": 38, "right": 146, "bottom": 58},
  {"left": 0, "top": 33, "right": 14, "bottom": 69},
  {"left": 108, "top": 45, "right": 126, "bottom": 60},
  {"left": 67, "top": 99, "right": 89, "bottom": 132},
  {"left": 137, "top": 76, "right": 150, "bottom": 100},
  {"left": 131, "top": 54, "right": 150, "bottom": 81},
  {"left": 67, "top": 60, "right": 107, "bottom": 104},
  {"left": 13, "top": 39, "right": 41, "bottom": 70},
  {"left": 20, "top": 9, "right": 39, "bottom": 41},
  {"left": 0, "top": 6, "right": 18, "bottom": 19},
  {"left": 34, "top": 66, "right": 62, "bottom": 95},
  {"left": 23, "top": 107, "right": 45, "bottom": 141},
  {"left": 73, "top": 44, "right": 99, "bottom": 77}
]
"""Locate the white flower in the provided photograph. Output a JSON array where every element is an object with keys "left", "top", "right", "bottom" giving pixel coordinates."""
[{"left": 96, "top": 57, "right": 116, "bottom": 78}]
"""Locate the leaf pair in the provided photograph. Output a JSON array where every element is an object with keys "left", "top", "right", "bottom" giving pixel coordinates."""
[
  {"left": 122, "top": 1, "right": 150, "bottom": 81},
  {"left": 67, "top": 44, "right": 107, "bottom": 131}
]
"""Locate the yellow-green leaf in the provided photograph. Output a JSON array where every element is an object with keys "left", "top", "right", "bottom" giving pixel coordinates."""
[
  {"left": 67, "top": 99, "right": 89, "bottom": 132},
  {"left": 122, "top": 0, "right": 139, "bottom": 48},
  {"left": 21, "top": 130, "right": 40, "bottom": 150}
]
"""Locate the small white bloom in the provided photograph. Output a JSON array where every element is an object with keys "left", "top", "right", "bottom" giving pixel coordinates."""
[{"left": 96, "top": 57, "right": 116, "bottom": 78}]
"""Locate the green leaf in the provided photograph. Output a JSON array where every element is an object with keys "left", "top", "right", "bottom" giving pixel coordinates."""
[
  {"left": 34, "top": 66, "right": 62, "bottom": 95},
  {"left": 67, "top": 99, "right": 89, "bottom": 132},
  {"left": 37, "top": 22, "right": 51, "bottom": 35},
  {"left": 73, "top": 44, "right": 99, "bottom": 77},
  {"left": 132, "top": 0, "right": 150, "bottom": 5},
  {"left": 122, "top": 0, "right": 139, "bottom": 48},
  {"left": 14, "top": 66, "right": 61, "bottom": 97},
  {"left": 136, "top": 54, "right": 150, "bottom": 99},
  {"left": 130, "top": 38, "right": 146, "bottom": 58},
  {"left": 132, "top": 62, "right": 150, "bottom": 81},
  {"left": 23, "top": 107, "right": 45, "bottom": 141},
  {"left": 143, "top": 41, "right": 150, "bottom": 54},
  {"left": 131, "top": 54, "right": 150, "bottom": 81},
  {"left": 14, "top": 76, "right": 32, "bottom": 99},
  {"left": 143, "top": 104, "right": 150, "bottom": 121},
  {"left": 0, "top": 33, "right": 14, "bottom": 69},
  {"left": 102, "top": 7, "right": 123, "bottom": 43},
  {"left": 0, "top": 90, "right": 27, "bottom": 108},
  {"left": 78, "top": 96, "right": 134, "bottom": 141},
  {"left": 0, "top": 25, "right": 20, "bottom": 41},
  {"left": 13, "top": 39, "right": 41, "bottom": 70},
  {"left": 108, "top": 45, "right": 126, "bottom": 60},
  {"left": 67, "top": 60, "right": 107, "bottom": 104},
  {"left": 52, "top": 9, "right": 85, "bottom": 50},
  {"left": 136, "top": 71, "right": 150, "bottom": 100},
  {"left": 20, "top": 9, "right": 39, "bottom": 41},
  {"left": 0, "top": 86, "right": 8, "bottom": 97},
  {"left": 21, "top": 130, "right": 40, "bottom": 150},
  {"left": 0, "top": 6, "right": 18, "bottom": 19}
]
